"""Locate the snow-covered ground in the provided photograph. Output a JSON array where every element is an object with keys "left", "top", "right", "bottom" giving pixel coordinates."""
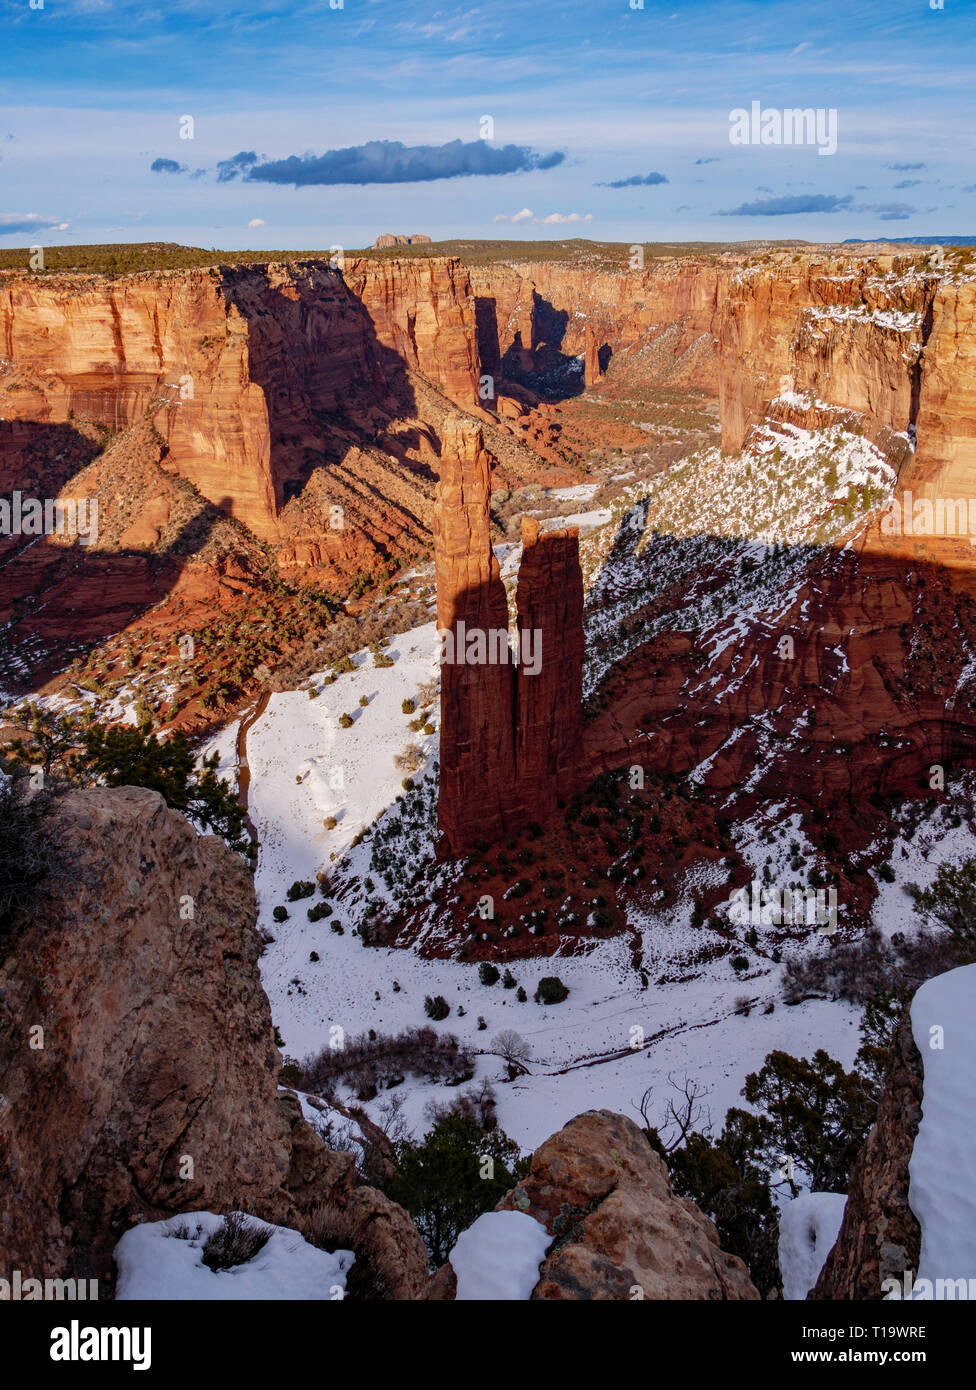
[
  {"left": 114, "top": 1211, "right": 353, "bottom": 1300},
  {"left": 450, "top": 1211, "right": 550, "bottom": 1300},
  {"left": 908, "top": 964, "right": 976, "bottom": 1296},
  {"left": 778, "top": 1192, "right": 847, "bottom": 1301}
]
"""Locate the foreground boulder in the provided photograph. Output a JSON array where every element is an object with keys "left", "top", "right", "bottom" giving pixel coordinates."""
[
  {"left": 0, "top": 786, "right": 428, "bottom": 1297},
  {"left": 433, "top": 1110, "right": 758, "bottom": 1299}
]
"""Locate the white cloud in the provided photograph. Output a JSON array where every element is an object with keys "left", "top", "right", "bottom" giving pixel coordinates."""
[
  {"left": 511, "top": 207, "right": 534, "bottom": 223},
  {"left": 536, "top": 212, "right": 593, "bottom": 224},
  {"left": 247, "top": 217, "right": 266, "bottom": 228}
]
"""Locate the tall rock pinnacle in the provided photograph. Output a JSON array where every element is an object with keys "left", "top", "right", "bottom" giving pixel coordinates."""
[
  {"left": 434, "top": 419, "right": 584, "bottom": 857},
  {"left": 434, "top": 417, "right": 516, "bottom": 851}
]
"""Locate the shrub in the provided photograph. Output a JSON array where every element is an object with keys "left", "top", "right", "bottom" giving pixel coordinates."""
[
  {"left": 338, "top": 713, "right": 354, "bottom": 729},
  {"left": 200, "top": 1213, "right": 272, "bottom": 1272},
  {"left": 730, "top": 954, "right": 750, "bottom": 972},
  {"left": 402, "top": 698, "right": 416, "bottom": 714},
  {"left": 359, "top": 695, "right": 370, "bottom": 707},
  {"left": 324, "top": 816, "right": 338, "bottom": 830},
  {"left": 307, "top": 901, "right": 332, "bottom": 922},
  {"left": 272, "top": 905, "right": 289, "bottom": 923},
  {"left": 286, "top": 879, "right": 315, "bottom": 901},
  {"left": 502, "top": 969, "right": 517, "bottom": 989},
  {"left": 424, "top": 995, "right": 450, "bottom": 1021},
  {"left": 534, "top": 976, "right": 569, "bottom": 1005},
  {"left": 478, "top": 962, "right": 500, "bottom": 986}
]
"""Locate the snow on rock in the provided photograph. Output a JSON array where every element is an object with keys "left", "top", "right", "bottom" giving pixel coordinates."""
[
  {"left": 778, "top": 1192, "right": 847, "bottom": 1301},
  {"left": 450, "top": 1210, "right": 550, "bottom": 1300},
  {"left": 114, "top": 1211, "right": 353, "bottom": 1301},
  {"left": 908, "top": 963, "right": 976, "bottom": 1292}
]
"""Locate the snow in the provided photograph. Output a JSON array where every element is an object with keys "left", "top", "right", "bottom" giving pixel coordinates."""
[
  {"left": 450, "top": 1210, "right": 551, "bottom": 1300},
  {"left": 778, "top": 1193, "right": 847, "bottom": 1300},
  {"left": 540, "top": 507, "right": 612, "bottom": 532},
  {"left": 114, "top": 1211, "right": 353, "bottom": 1300},
  {"left": 545, "top": 483, "right": 600, "bottom": 502},
  {"left": 908, "top": 964, "right": 976, "bottom": 1294}
]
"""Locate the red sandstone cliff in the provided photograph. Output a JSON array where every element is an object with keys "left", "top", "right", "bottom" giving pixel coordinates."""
[{"left": 0, "top": 257, "right": 480, "bottom": 542}]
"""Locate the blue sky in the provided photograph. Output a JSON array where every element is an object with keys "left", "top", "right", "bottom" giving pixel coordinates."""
[{"left": 1, "top": 0, "right": 974, "bottom": 248}]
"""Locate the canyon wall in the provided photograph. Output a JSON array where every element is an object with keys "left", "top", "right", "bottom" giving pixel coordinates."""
[{"left": 0, "top": 257, "right": 479, "bottom": 542}]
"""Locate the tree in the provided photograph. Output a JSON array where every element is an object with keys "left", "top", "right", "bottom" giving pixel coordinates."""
[
  {"left": 740, "top": 1049, "right": 877, "bottom": 1195},
  {"left": 910, "top": 859, "right": 976, "bottom": 960},
  {"left": 4, "top": 710, "right": 250, "bottom": 856},
  {"left": 389, "top": 1113, "right": 525, "bottom": 1266},
  {"left": 492, "top": 1029, "right": 532, "bottom": 1079}
]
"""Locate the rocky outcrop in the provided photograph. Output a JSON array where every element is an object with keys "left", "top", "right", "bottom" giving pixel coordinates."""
[
  {"left": 810, "top": 1015, "right": 923, "bottom": 1300},
  {"left": 434, "top": 1110, "right": 758, "bottom": 1299},
  {"left": 514, "top": 517, "right": 584, "bottom": 822},
  {"left": 434, "top": 420, "right": 585, "bottom": 854},
  {"left": 0, "top": 786, "right": 428, "bottom": 1296}
]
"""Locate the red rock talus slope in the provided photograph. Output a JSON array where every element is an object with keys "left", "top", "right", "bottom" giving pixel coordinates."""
[{"left": 0, "top": 257, "right": 479, "bottom": 542}]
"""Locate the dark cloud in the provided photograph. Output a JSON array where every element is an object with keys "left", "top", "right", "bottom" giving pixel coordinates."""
[
  {"left": 716, "top": 193, "right": 852, "bottom": 216},
  {"left": 694, "top": 156, "right": 719, "bottom": 165},
  {"left": 217, "top": 150, "right": 259, "bottom": 183},
  {"left": 597, "top": 171, "right": 668, "bottom": 188},
  {"left": 894, "top": 179, "right": 921, "bottom": 189},
  {"left": 884, "top": 161, "right": 925, "bottom": 171},
  {"left": 150, "top": 157, "right": 187, "bottom": 174},
  {"left": 242, "top": 139, "right": 564, "bottom": 186},
  {"left": 963, "top": 184, "right": 976, "bottom": 193}
]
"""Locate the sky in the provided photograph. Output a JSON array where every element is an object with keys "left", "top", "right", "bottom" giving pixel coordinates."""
[{"left": 1, "top": 0, "right": 974, "bottom": 250}]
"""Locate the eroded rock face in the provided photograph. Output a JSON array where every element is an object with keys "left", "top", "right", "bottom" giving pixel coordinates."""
[
  {"left": 0, "top": 256, "right": 479, "bottom": 543},
  {"left": 435, "top": 1110, "right": 758, "bottom": 1300},
  {"left": 0, "top": 786, "right": 428, "bottom": 1297},
  {"left": 434, "top": 421, "right": 585, "bottom": 853},
  {"left": 434, "top": 416, "right": 516, "bottom": 851},
  {"left": 811, "top": 1015, "right": 923, "bottom": 1300},
  {"left": 514, "top": 517, "right": 584, "bottom": 822}
]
